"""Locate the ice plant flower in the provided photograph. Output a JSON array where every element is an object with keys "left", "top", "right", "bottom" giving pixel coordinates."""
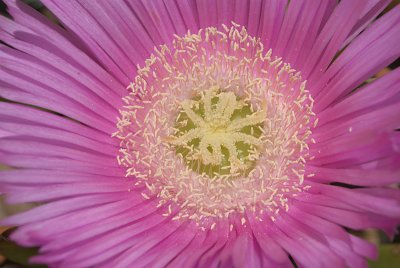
[{"left": 0, "top": 0, "right": 399, "bottom": 267}]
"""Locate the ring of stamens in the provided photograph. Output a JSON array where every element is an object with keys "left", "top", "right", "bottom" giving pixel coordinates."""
[{"left": 115, "top": 23, "right": 316, "bottom": 228}]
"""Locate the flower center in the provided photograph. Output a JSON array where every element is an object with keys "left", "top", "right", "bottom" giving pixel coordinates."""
[
  {"left": 169, "top": 87, "right": 265, "bottom": 177},
  {"left": 114, "top": 23, "right": 316, "bottom": 229}
]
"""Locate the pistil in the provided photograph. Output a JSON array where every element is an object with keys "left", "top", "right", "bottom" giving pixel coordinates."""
[{"left": 169, "top": 88, "right": 265, "bottom": 177}]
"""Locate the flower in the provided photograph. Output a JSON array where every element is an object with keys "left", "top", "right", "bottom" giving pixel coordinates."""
[{"left": 0, "top": 0, "right": 399, "bottom": 267}]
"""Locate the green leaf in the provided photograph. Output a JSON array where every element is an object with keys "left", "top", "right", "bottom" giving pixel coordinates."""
[
  {"left": 0, "top": 229, "right": 46, "bottom": 268},
  {"left": 369, "top": 244, "right": 400, "bottom": 268}
]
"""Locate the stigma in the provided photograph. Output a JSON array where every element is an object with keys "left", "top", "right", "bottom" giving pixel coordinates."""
[{"left": 168, "top": 87, "right": 266, "bottom": 177}]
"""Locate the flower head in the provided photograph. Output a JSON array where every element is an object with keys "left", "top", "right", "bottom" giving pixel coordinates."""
[
  {"left": 0, "top": 0, "right": 399, "bottom": 267},
  {"left": 115, "top": 24, "right": 315, "bottom": 227}
]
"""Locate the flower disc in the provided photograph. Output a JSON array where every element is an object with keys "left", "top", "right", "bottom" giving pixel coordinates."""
[{"left": 115, "top": 23, "right": 316, "bottom": 228}]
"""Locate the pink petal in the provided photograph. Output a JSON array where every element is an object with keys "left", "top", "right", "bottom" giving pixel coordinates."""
[
  {"left": 1, "top": 193, "right": 127, "bottom": 225},
  {"left": 0, "top": 46, "right": 118, "bottom": 124},
  {"left": 302, "top": 0, "right": 366, "bottom": 80},
  {"left": 0, "top": 102, "right": 115, "bottom": 143},
  {"left": 313, "top": 5, "right": 400, "bottom": 112},
  {"left": 5, "top": 181, "right": 132, "bottom": 203},
  {"left": 40, "top": 0, "right": 134, "bottom": 84},
  {"left": 318, "top": 68, "right": 400, "bottom": 126},
  {"left": 307, "top": 166, "right": 400, "bottom": 186}
]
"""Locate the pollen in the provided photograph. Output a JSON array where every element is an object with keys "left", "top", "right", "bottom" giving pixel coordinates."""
[{"left": 114, "top": 23, "right": 316, "bottom": 229}]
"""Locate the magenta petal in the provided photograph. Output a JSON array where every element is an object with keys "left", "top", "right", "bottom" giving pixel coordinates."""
[
  {"left": 0, "top": 47, "right": 118, "bottom": 123},
  {"left": 350, "top": 234, "right": 378, "bottom": 260},
  {"left": 269, "top": 218, "right": 344, "bottom": 267},
  {"left": 302, "top": 182, "right": 400, "bottom": 218},
  {"left": 5, "top": 181, "right": 132, "bottom": 203},
  {"left": 2, "top": 0, "right": 126, "bottom": 95},
  {"left": 184, "top": 220, "right": 230, "bottom": 267},
  {"left": 0, "top": 27, "right": 123, "bottom": 110},
  {"left": 1, "top": 140, "right": 113, "bottom": 166},
  {"left": 197, "top": 220, "right": 230, "bottom": 267},
  {"left": 342, "top": 0, "right": 392, "bottom": 48},
  {"left": 257, "top": 0, "right": 286, "bottom": 50},
  {"left": 318, "top": 68, "right": 400, "bottom": 126},
  {"left": 1, "top": 193, "right": 126, "bottom": 225},
  {"left": 0, "top": 154, "right": 124, "bottom": 178},
  {"left": 231, "top": 235, "right": 263, "bottom": 268},
  {"left": 247, "top": 213, "right": 291, "bottom": 266},
  {"left": 0, "top": 82, "right": 115, "bottom": 134},
  {"left": 307, "top": 166, "right": 400, "bottom": 186},
  {"left": 0, "top": 102, "right": 116, "bottom": 143},
  {"left": 0, "top": 169, "right": 117, "bottom": 185},
  {"left": 294, "top": 200, "right": 398, "bottom": 237},
  {"left": 42, "top": 205, "right": 164, "bottom": 252},
  {"left": 302, "top": 0, "right": 366, "bottom": 79},
  {"left": 90, "top": 221, "right": 184, "bottom": 268},
  {"left": 129, "top": 223, "right": 197, "bottom": 268},
  {"left": 10, "top": 194, "right": 146, "bottom": 246},
  {"left": 313, "top": 5, "right": 400, "bottom": 111},
  {"left": 43, "top": 209, "right": 169, "bottom": 267},
  {"left": 166, "top": 229, "right": 208, "bottom": 267},
  {"left": 197, "top": 0, "right": 217, "bottom": 28},
  {"left": 40, "top": 0, "right": 133, "bottom": 85}
]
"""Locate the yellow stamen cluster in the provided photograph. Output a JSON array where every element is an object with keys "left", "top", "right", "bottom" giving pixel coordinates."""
[
  {"left": 168, "top": 87, "right": 265, "bottom": 177},
  {"left": 114, "top": 23, "right": 316, "bottom": 229}
]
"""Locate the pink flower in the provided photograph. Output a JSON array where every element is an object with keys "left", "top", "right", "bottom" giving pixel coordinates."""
[{"left": 1, "top": 0, "right": 399, "bottom": 267}]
